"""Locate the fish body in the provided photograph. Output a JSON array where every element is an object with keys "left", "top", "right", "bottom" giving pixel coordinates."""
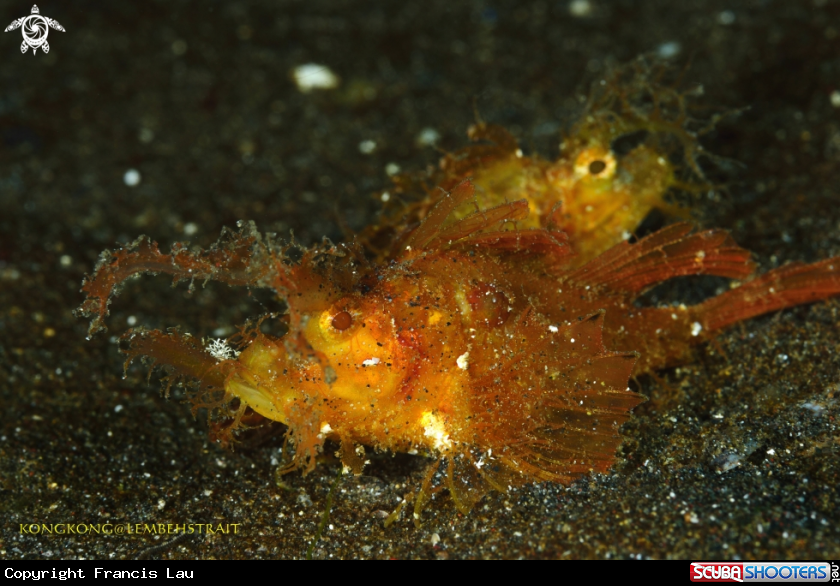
[{"left": 79, "top": 178, "right": 840, "bottom": 523}]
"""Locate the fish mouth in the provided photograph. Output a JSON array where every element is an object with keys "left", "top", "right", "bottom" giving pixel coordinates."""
[
  {"left": 225, "top": 375, "right": 288, "bottom": 424},
  {"left": 222, "top": 335, "right": 298, "bottom": 426}
]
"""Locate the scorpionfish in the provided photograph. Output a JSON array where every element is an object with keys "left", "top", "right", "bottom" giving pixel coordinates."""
[
  {"left": 78, "top": 61, "right": 840, "bottom": 523},
  {"left": 78, "top": 177, "right": 840, "bottom": 523},
  {"left": 363, "top": 59, "right": 713, "bottom": 265}
]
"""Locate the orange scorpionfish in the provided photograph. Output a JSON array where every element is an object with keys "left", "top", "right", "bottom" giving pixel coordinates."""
[
  {"left": 364, "top": 59, "right": 712, "bottom": 265},
  {"left": 78, "top": 177, "right": 840, "bottom": 524}
]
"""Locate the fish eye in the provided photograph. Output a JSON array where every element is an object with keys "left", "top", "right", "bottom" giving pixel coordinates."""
[
  {"left": 588, "top": 160, "right": 607, "bottom": 175},
  {"left": 574, "top": 147, "right": 616, "bottom": 179},
  {"left": 331, "top": 310, "right": 353, "bottom": 331},
  {"left": 318, "top": 300, "right": 362, "bottom": 339}
]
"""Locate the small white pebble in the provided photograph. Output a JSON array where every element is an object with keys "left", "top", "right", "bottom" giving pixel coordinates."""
[
  {"left": 831, "top": 90, "right": 840, "bottom": 108},
  {"left": 657, "top": 41, "right": 681, "bottom": 59},
  {"left": 688, "top": 512, "right": 700, "bottom": 524},
  {"left": 138, "top": 128, "right": 154, "bottom": 144},
  {"left": 59, "top": 255, "right": 72, "bottom": 267},
  {"left": 126, "top": 315, "right": 137, "bottom": 326},
  {"left": 292, "top": 63, "right": 340, "bottom": 93},
  {"left": 415, "top": 127, "right": 441, "bottom": 147},
  {"left": 171, "top": 39, "right": 188, "bottom": 56},
  {"left": 385, "top": 162, "right": 401, "bottom": 176},
  {"left": 570, "top": 338, "right": 575, "bottom": 343},
  {"left": 380, "top": 191, "right": 391, "bottom": 202},
  {"left": 123, "top": 169, "right": 141, "bottom": 187},
  {"left": 568, "top": 0, "right": 592, "bottom": 17},
  {"left": 549, "top": 325, "right": 559, "bottom": 333},
  {"left": 717, "top": 10, "right": 735, "bottom": 25},
  {"left": 691, "top": 322, "right": 702, "bottom": 337},
  {"left": 114, "top": 405, "right": 124, "bottom": 413},
  {"left": 430, "top": 533, "right": 440, "bottom": 546},
  {"left": 362, "top": 357, "right": 380, "bottom": 367},
  {"left": 358, "top": 140, "right": 377, "bottom": 154},
  {"left": 183, "top": 222, "right": 198, "bottom": 236}
]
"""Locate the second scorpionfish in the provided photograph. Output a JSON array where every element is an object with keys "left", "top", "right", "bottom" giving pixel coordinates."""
[
  {"left": 365, "top": 59, "right": 716, "bottom": 265},
  {"left": 78, "top": 178, "right": 840, "bottom": 524}
]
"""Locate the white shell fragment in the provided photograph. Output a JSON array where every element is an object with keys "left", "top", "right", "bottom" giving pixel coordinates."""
[
  {"left": 292, "top": 63, "right": 340, "bottom": 93},
  {"left": 123, "top": 169, "right": 141, "bottom": 187}
]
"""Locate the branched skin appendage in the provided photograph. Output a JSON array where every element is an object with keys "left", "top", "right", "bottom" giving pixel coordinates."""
[
  {"left": 76, "top": 221, "right": 272, "bottom": 337},
  {"left": 119, "top": 328, "right": 252, "bottom": 447},
  {"left": 364, "top": 58, "right": 722, "bottom": 265},
  {"left": 79, "top": 177, "right": 840, "bottom": 525}
]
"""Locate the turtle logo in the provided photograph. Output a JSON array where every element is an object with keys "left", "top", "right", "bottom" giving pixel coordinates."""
[{"left": 5, "top": 5, "right": 65, "bottom": 55}]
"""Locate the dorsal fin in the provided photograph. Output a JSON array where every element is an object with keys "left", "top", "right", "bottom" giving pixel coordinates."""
[
  {"left": 400, "top": 178, "right": 571, "bottom": 261},
  {"left": 401, "top": 178, "right": 531, "bottom": 253},
  {"left": 401, "top": 179, "right": 478, "bottom": 251},
  {"left": 566, "top": 223, "right": 755, "bottom": 294},
  {"left": 424, "top": 199, "right": 529, "bottom": 249}
]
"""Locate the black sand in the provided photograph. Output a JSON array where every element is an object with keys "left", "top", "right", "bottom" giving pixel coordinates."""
[{"left": 1, "top": 0, "right": 838, "bottom": 559}]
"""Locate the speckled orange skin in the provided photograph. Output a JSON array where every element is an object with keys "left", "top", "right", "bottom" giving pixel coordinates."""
[{"left": 78, "top": 178, "right": 840, "bottom": 523}]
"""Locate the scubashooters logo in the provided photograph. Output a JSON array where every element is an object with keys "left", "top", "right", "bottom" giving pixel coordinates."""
[
  {"left": 691, "top": 562, "right": 834, "bottom": 583},
  {"left": 4, "top": 5, "right": 65, "bottom": 54}
]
